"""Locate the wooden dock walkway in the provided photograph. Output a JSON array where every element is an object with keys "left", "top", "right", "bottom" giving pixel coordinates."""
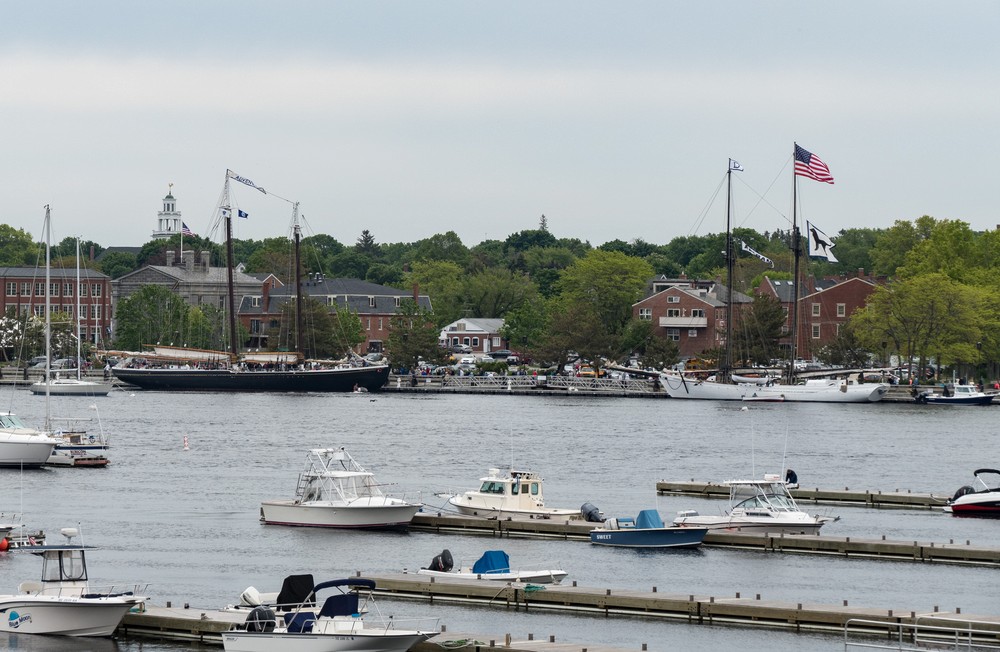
[
  {"left": 117, "top": 578, "right": 1000, "bottom": 648},
  {"left": 409, "top": 513, "right": 1000, "bottom": 567},
  {"left": 655, "top": 480, "right": 950, "bottom": 509}
]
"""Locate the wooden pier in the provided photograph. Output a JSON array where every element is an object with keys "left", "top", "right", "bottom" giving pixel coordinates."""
[
  {"left": 409, "top": 513, "right": 1000, "bottom": 567},
  {"left": 655, "top": 480, "right": 950, "bottom": 509}
]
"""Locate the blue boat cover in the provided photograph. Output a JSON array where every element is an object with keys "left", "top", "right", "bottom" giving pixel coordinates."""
[
  {"left": 635, "top": 509, "right": 665, "bottom": 529},
  {"left": 472, "top": 550, "right": 511, "bottom": 574}
]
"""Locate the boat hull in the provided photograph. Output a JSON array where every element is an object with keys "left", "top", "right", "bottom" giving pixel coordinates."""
[
  {"left": 0, "top": 595, "right": 140, "bottom": 636},
  {"left": 222, "top": 629, "right": 431, "bottom": 652},
  {"left": 112, "top": 365, "right": 390, "bottom": 392},
  {"left": 448, "top": 498, "right": 580, "bottom": 520},
  {"left": 660, "top": 373, "right": 887, "bottom": 403},
  {"left": 589, "top": 526, "right": 707, "bottom": 548},
  {"left": 415, "top": 569, "right": 567, "bottom": 584},
  {"left": 260, "top": 501, "right": 419, "bottom": 529},
  {"left": 0, "top": 437, "right": 57, "bottom": 468},
  {"left": 30, "top": 380, "right": 112, "bottom": 396},
  {"left": 672, "top": 517, "right": 827, "bottom": 535},
  {"left": 918, "top": 395, "right": 995, "bottom": 406}
]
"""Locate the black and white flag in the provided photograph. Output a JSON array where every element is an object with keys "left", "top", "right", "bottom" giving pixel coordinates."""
[
  {"left": 740, "top": 240, "right": 774, "bottom": 268},
  {"left": 806, "top": 222, "right": 838, "bottom": 262}
]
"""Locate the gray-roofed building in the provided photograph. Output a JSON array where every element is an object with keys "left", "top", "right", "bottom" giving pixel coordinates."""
[
  {"left": 438, "top": 318, "right": 508, "bottom": 354},
  {"left": 237, "top": 276, "right": 432, "bottom": 354},
  {"left": 0, "top": 266, "right": 112, "bottom": 346}
]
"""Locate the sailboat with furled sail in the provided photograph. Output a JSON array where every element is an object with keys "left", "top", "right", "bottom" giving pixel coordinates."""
[
  {"left": 111, "top": 170, "right": 390, "bottom": 392},
  {"left": 660, "top": 148, "right": 886, "bottom": 403}
]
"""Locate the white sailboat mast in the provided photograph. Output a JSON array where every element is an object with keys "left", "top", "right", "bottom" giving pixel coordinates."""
[{"left": 43, "top": 206, "right": 51, "bottom": 427}]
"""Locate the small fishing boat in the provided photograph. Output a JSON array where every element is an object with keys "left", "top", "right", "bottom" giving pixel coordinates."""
[
  {"left": 672, "top": 475, "right": 835, "bottom": 534},
  {"left": 448, "top": 468, "right": 598, "bottom": 520},
  {"left": 223, "top": 577, "right": 437, "bottom": 652},
  {"left": 0, "top": 527, "right": 146, "bottom": 636},
  {"left": 415, "top": 549, "right": 568, "bottom": 584},
  {"left": 915, "top": 383, "right": 996, "bottom": 406},
  {"left": 944, "top": 469, "right": 1000, "bottom": 516},
  {"left": 589, "top": 510, "right": 708, "bottom": 548},
  {"left": 260, "top": 448, "right": 421, "bottom": 529}
]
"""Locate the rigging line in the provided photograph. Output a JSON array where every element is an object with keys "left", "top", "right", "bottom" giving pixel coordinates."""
[
  {"left": 731, "top": 172, "right": 790, "bottom": 231},
  {"left": 686, "top": 173, "right": 727, "bottom": 238}
]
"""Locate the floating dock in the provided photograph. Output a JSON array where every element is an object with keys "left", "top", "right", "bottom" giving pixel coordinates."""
[
  {"left": 654, "top": 480, "right": 948, "bottom": 509},
  {"left": 409, "top": 513, "right": 1000, "bottom": 567}
]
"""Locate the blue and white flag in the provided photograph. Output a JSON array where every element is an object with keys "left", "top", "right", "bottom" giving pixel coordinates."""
[
  {"left": 729, "top": 159, "right": 744, "bottom": 172},
  {"left": 740, "top": 240, "right": 774, "bottom": 268},
  {"left": 806, "top": 222, "right": 838, "bottom": 262},
  {"left": 220, "top": 207, "right": 231, "bottom": 218},
  {"left": 226, "top": 169, "right": 267, "bottom": 194},
  {"left": 238, "top": 209, "right": 249, "bottom": 219}
]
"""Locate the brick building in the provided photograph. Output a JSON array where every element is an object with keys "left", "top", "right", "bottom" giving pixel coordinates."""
[{"left": 0, "top": 267, "right": 113, "bottom": 346}]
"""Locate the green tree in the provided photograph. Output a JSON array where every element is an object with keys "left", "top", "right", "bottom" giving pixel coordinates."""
[
  {"left": 617, "top": 318, "right": 678, "bottom": 370},
  {"left": 269, "top": 297, "right": 365, "bottom": 358},
  {"left": 387, "top": 299, "right": 441, "bottom": 372},
  {"left": 411, "top": 231, "right": 470, "bottom": 268},
  {"left": 534, "top": 300, "right": 613, "bottom": 371},
  {"left": 463, "top": 268, "right": 537, "bottom": 318},
  {"left": 355, "top": 229, "right": 381, "bottom": 257},
  {"left": 555, "top": 250, "right": 653, "bottom": 336},
  {"left": 98, "top": 251, "right": 139, "bottom": 279},
  {"left": 731, "top": 293, "right": 786, "bottom": 366},
  {"left": 404, "top": 261, "right": 465, "bottom": 326},
  {"left": 815, "top": 322, "right": 871, "bottom": 368},
  {"left": 869, "top": 217, "right": 936, "bottom": 277},
  {"left": 0, "top": 224, "right": 41, "bottom": 266},
  {"left": 244, "top": 237, "right": 295, "bottom": 280},
  {"left": 499, "top": 297, "right": 549, "bottom": 356},
  {"left": 114, "top": 285, "right": 190, "bottom": 350}
]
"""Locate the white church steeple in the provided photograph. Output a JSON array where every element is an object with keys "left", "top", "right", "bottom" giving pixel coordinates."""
[{"left": 152, "top": 183, "right": 182, "bottom": 240}]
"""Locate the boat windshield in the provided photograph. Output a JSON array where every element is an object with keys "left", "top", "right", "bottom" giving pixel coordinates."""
[
  {"left": 0, "top": 414, "right": 27, "bottom": 428},
  {"left": 479, "top": 481, "right": 507, "bottom": 494},
  {"left": 42, "top": 549, "right": 88, "bottom": 582}
]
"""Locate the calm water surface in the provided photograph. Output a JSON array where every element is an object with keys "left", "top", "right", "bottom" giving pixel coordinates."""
[{"left": 1, "top": 390, "right": 997, "bottom": 651}]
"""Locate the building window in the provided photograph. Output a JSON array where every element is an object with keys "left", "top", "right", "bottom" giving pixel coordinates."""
[
  {"left": 63, "top": 283, "right": 73, "bottom": 296},
  {"left": 35, "top": 283, "right": 44, "bottom": 296},
  {"left": 462, "top": 337, "right": 470, "bottom": 346},
  {"left": 472, "top": 337, "right": 479, "bottom": 347},
  {"left": 49, "top": 283, "right": 59, "bottom": 297},
  {"left": 811, "top": 302, "right": 820, "bottom": 317},
  {"left": 33, "top": 305, "right": 44, "bottom": 316},
  {"left": 811, "top": 323, "right": 821, "bottom": 339},
  {"left": 836, "top": 323, "right": 842, "bottom": 335},
  {"left": 667, "top": 308, "right": 681, "bottom": 318},
  {"left": 687, "top": 329, "right": 698, "bottom": 337},
  {"left": 20, "top": 282, "right": 30, "bottom": 296},
  {"left": 91, "top": 284, "right": 102, "bottom": 297},
  {"left": 378, "top": 318, "right": 383, "bottom": 330},
  {"left": 5, "top": 282, "right": 15, "bottom": 296},
  {"left": 368, "top": 296, "right": 376, "bottom": 308},
  {"left": 666, "top": 328, "right": 680, "bottom": 341},
  {"left": 251, "top": 297, "right": 260, "bottom": 307},
  {"left": 394, "top": 296, "right": 401, "bottom": 308},
  {"left": 451, "top": 337, "right": 459, "bottom": 345},
  {"left": 91, "top": 305, "right": 101, "bottom": 319},
  {"left": 250, "top": 319, "right": 261, "bottom": 334},
  {"left": 269, "top": 319, "right": 280, "bottom": 329},
  {"left": 366, "top": 318, "right": 371, "bottom": 329},
  {"left": 79, "top": 305, "right": 87, "bottom": 320},
  {"left": 492, "top": 337, "right": 501, "bottom": 347},
  {"left": 836, "top": 303, "right": 846, "bottom": 317},
  {"left": 79, "top": 283, "right": 88, "bottom": 297},
  {"left": 691, "top": 309, "right": 705, "bottom": 318},
  {"left": 667, "top": 296, "right": 680, "bottom": 303},
  {"left": 639, "top": 308, "right": 652, "bottom": 320}
]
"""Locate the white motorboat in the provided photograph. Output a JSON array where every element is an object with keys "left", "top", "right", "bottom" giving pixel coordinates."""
[
  {"left": 944, "top": 469, "right": 1000, "bottom": 516},
  {"left": 415, "top": 549, "right": 568, "bottom": 584},
  {"left": 661, "top": 372, "right": 887, "bottom": 403},
  {"left": 260, "top": 448, "right": 420, "bottom": 529},
  {"left": 448, "top": 468, "right": 593, "bottom": 520},
  {"left": 0, "top": 413, "right": 59, "bottom": 468},
  {"left": 0, "top": 527, "right": 146, "bottom": 636},
  {"left": 672, "top": 475, "right": 836, "bottom": 534},
  {"left": 223, "top": 577, "right": 436, "bottom": 652}
]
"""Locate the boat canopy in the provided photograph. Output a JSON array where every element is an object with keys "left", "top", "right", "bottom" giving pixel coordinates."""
[
  {"left": 973, "top": 469, "right": 1000, "bottom": 477},
  {"left": 313, "top": 578, "right": 376, "bottom": 592},
  {"left": 635, "top": 509, "right": 665, "bottom": 529},
  {"left": 472, "top": 550, "right": 511, "bottom": 575}
]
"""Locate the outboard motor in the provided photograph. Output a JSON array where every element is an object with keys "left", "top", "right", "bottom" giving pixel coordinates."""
[
  {"left": 581, "top": 502, "right": 603, "bottom": 523},
  {"left": 952, "top": 485, "right": 976, "bottom": 502},
  {"left": 427, "top": 549, "right": 454, "bottom": 572},
  {"left": 244, "top": 606, "right": 275, "bottom": 633}
]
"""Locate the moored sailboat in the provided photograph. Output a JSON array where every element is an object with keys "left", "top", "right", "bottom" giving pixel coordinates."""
[{"left": 112, "top": 170, "right": 390, "bottom": 393}]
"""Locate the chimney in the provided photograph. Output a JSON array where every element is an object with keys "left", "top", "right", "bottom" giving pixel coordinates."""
[
  {"left": 857, "top": 267, "right": 865, "bottom": 278},
  {"left": 89, "top": 245, "right": 95, "bottom": 261},
  {"left": 183, "top": 250, "right": 193, "bottom": 271},
  {"left": 412, "top": 283, "right": 419, "bottom": 305},
  {"left": 262, "top": 281, "right": 270, "bottom": 311},
  {"left": 201, "top": 251, "right": 210, "bottom": 273},
  {"left": 166, "top": 250, "right": 175, "bottom": 266}
]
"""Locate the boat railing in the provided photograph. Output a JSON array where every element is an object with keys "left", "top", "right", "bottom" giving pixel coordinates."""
[
  {"left": 26, "top": 582, "right": 149, "bottom": 599},
  {"left": 844, "top": 617, "right": 1000, "bottom": 650},
  {"left": 366, "top": 615, "right": 440, "bottom": 634}
]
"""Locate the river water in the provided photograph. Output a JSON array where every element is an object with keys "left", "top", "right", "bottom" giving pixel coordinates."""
[{"left": 1, "top": 389, "right": 997, "bottom": 651}]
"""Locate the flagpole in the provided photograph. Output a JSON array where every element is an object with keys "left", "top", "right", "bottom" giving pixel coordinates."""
[{"left": 789, "top": 143, "right": 801, "bottom": 383}]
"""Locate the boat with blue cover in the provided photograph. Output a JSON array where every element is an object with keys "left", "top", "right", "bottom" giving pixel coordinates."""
[
  {"left": 416, "top": 549, "right": 568, "bottom": 584},
  {"left": 589, "top": 510, "right": 708, "bottom": 548}
]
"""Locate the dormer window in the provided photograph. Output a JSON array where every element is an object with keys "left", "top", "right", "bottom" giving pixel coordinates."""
[
  {"left": 251, "top": 297, "right": 260, "bottom": 307},
  {"left": 394, "top": 296, "right": 401, "bottom": 308},
  {"left": 368, "top": 296, "right": 376, "bottom": 308}
]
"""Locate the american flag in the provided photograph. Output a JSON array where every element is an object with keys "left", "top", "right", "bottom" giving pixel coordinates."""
[
  {"left": 182, "top": 222, "right": 195, "bottom": 237},
  {"left": 794, "top": 144, "right": 835, "bottom": 184}
]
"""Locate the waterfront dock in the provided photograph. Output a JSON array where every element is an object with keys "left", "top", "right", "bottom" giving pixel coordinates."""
[
  {"left": 408, "top": 512, "right": 1000, "bottom": 566},
  {"left": 655, "top": 480, "right": 949, "bottom": 509},
  {"left": 118, "top": 580, "right": 1000, "bottom": 648}
]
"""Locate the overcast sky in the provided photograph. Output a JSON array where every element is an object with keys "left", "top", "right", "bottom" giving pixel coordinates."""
[{"left": 2, "top": 2, "right": 997, "bottom": 250}]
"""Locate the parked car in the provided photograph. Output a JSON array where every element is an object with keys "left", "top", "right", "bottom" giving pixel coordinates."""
[
  {"left": 459, "top": 356, "right": 476, "bottom": 365},
  {"left": 449, "top": 344, "right": 473, "bottom": 354},
  {"left": 491, "top": 349, "right": 513, "bottom": 358},
  {"left": 477, "top": 355, "right": 494, "bottom": 363},
  {"left": 577, "top": 365, "right": 607, "bottom": 378},
  {"left": 505, "top": 355, "right": 520, "bottom": 365},
  {"left": 28, "top": 356, "right": 47, "bottom": 368},
  {"left": 51, "top": 358, "right": 78, "bottom": 370}
]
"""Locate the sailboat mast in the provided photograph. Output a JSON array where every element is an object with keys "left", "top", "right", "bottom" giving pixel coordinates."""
[
  {"left": 224, "top": 175, "right": 239, "bottom": 360},
  {"left": 292, "top": 202, "right": 303, "bottom": 355},
  {"left": 75, "top": 237, "right": 81, "bottom": 382},
  {"left": 724, "top": 166, "right": 734, "bottom": 381},
  {"left": 789, "top": 147, "right": 801, "bottom": 382},
  {"left": 43, "top": 206, "right": 51, "bottom": 425}
]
